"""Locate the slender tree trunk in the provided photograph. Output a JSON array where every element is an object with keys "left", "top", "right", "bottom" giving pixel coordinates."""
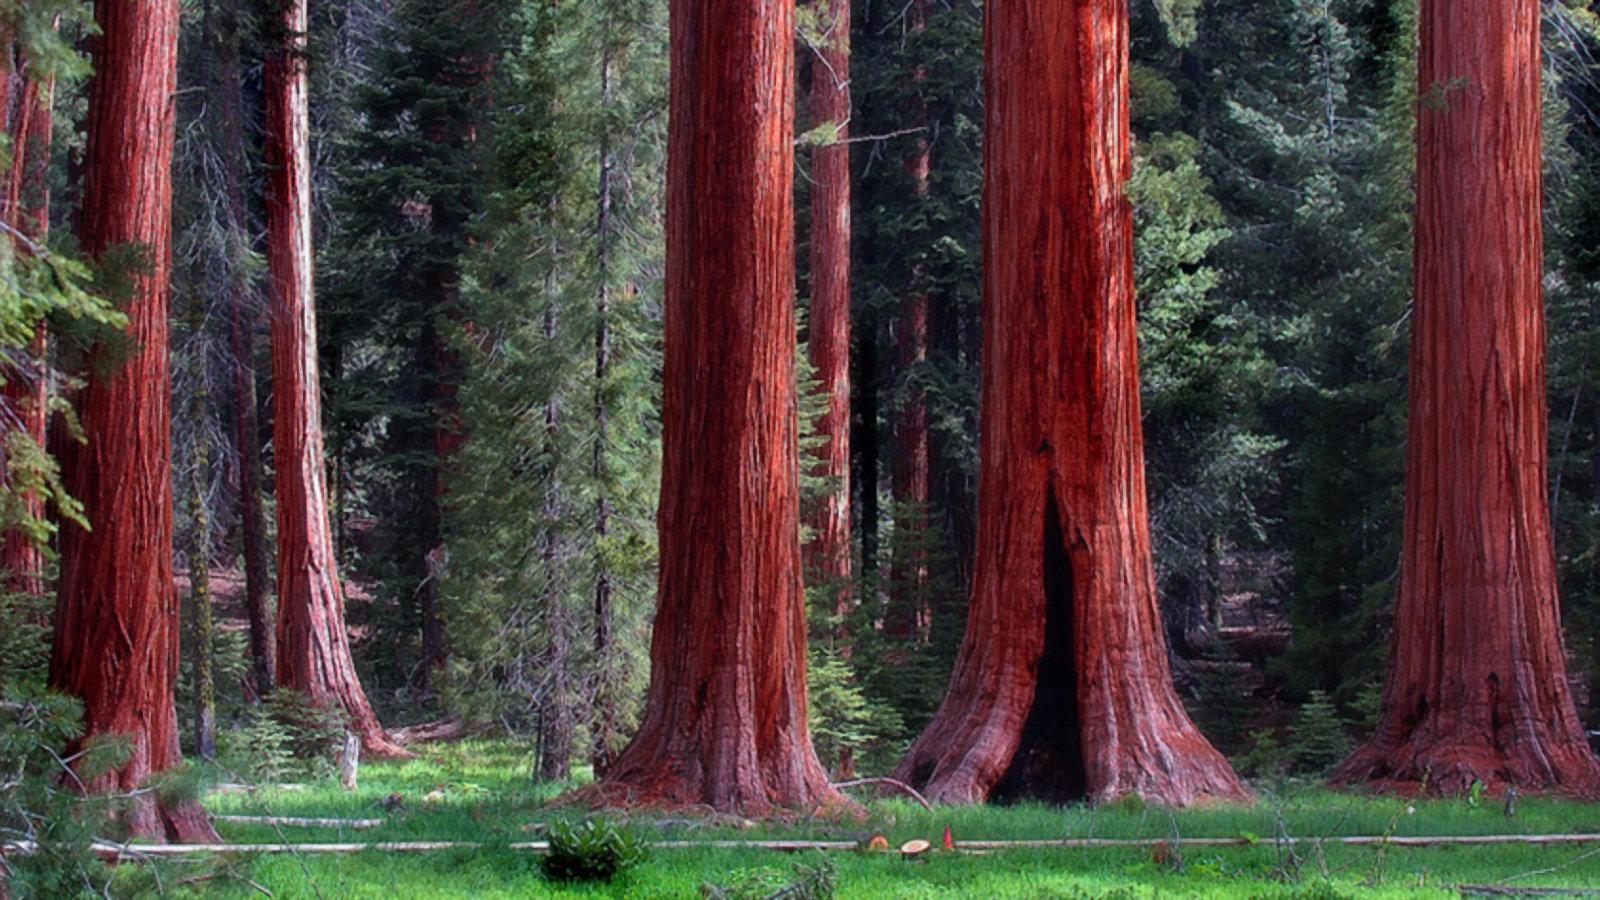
[
  {"left": 888, "top": 0, "right": 933, "bottom": 644},
  {"left": 1334, "top": 0, "right": 1600, "bottom": 797},
  {"left": 187, "top": 378, "right": 218, "bottom": 762},
  {"left": 538, "top": 298, "right": 574, "bottom": 782},
  {"left": 588, "top": 0, "right": 834, "bottom": 816},
  {"left": 856, "top": 310, "right": 880, "bottom": 582},
  {"left": 49, "top": 0, "right": 218, "bottom": 842},
  {"left": 591, "top": 43, "right": 620, "bottom": 776},
  {"left": 804, "top": 0, "right": 854, "bottom": 620},
  {"left": 266, "top": 0, "right": 408, "bottom": 760},
  {"left": 894, "top": 0, "right": 1248, "bottom": 807},
  {"left": 0, "top": 29, "right": 56, "bottom": 597},
  {"left": 210, "top": 0, "right": 275, "bottom": 698}
]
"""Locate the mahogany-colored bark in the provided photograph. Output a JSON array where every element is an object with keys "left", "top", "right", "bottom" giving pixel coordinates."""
[
  {"left": 49, "top": 0, "right": 218, "bottom": 842},
  {"left": 894, "top": 0, "right": 1247, "bottom": 807},
  {"left": 265, "top": 0, "right": 407, "bottom": 760},
  {"left": 887, "top": 0, "right": 931, "bottom": 642},
  {"left": 588, "top": 0, "right": 833, "bottom": 816},
  {"left": 1333, "top": 0, "right": 1600, "bottom": 797},
  {"left": 804, "top": 0, "right": 853, "bottom": 609},
  {"left": 0, "top": 34, "right": 56, "bottom": 596}
]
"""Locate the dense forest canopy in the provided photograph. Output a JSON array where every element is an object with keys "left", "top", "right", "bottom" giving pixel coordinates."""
[{"left": 4, "top": 0, "right": 1600, "bottom": 880}]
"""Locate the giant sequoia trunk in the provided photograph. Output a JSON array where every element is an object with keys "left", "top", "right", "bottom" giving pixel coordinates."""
[
  {"left": 1332, "top": 0, "right": 1600, "bottom": 797},
  {"left": 49, "top": 0, "right": 218, "bottom": 842},
  {"left": 0, "top": 32, "right": 56, "bottom": 596},
  {"left": 266, "top": 0, "right": 407, "bottom": 760},
  {"left": 894, "top": 0, "right": 1247, "bottom": 807},
  {"left": 803, "top": 0, "right": 854, "bottom": 612},
  {"left": 588, "top": 0, "right": 833, "bottom": 816}
]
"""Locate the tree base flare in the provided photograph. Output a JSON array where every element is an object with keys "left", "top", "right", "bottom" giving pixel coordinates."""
[
  {"left": 1334, "top": 736, "right": 1600, "bottom": 800},
  {"left": 121, "top": 796, "right": 220, "bottom": 845}
]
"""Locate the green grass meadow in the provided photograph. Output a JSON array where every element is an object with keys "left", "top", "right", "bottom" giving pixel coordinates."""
[{"left": 115, "top": 741, "right": 1600, "bottom": 898}]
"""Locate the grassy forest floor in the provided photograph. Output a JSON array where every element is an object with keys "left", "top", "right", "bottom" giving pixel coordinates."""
[{"left": 112, "top": 740, "right": 1600, "bottom": 898}]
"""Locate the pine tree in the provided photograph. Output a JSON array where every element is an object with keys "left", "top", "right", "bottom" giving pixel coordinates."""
[
  {"left": 444, "top": 0, "right": 664, "bottom": 777},
  {"left": 323, "top": 0, "right": 501, "bottom": 696}
]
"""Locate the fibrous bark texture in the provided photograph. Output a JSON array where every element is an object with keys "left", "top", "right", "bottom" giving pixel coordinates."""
[
  {"left": 265, "top": 0, "right": 407, "bottom": 760},
  {"left": 1332, "top": 0, "right": 1600, "bottom": 798},
  {"left": 894, "top": 0, "right": 1248, "bottom": 808},
  {"left": 589, "top": 0, "right": 834, "bottom": 816},
  {"left": 49, "top": 0, "right": 218, "bottom": 842},
  {"left": 0, "top": 31, "right": 56, "bottom": 596},
  {"left": 804, "top": 0, "right": 853, "bottom": 608}
]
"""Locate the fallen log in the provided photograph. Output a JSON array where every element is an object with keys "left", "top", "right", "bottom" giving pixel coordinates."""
[
  {"left": 210, "top": 816, "right": 384, "bottom": 830},
  {"left": 390, "top": 719, "right": 479, "bottom": 745},
  {"left": 8, "top": 832, "right": 1600, "bottom": 860}
]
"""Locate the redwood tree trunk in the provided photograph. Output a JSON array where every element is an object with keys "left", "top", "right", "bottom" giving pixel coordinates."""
[
  {"left": 266, "top": 0, "right": 407, "bottom": 760},
  {"left": 1333, "top": 0, "right": 1600, "bottom": 797},
  {"left": 589, "top": 0, "right": 833, "bottom": 816},
  {"left": 804, "top": 0, "right": 853, "bottom": 614},
  {"left": 0, "top": 33, "right": 56, "bottom": 596},
  {"left": 894, "top": 0, "right": 1247, "bottom": 807},
  {"left": 888, "top": 0, "right": 932, "bottom": 643},
  {"left": 49, "top": 0, "right": 218, "bottom": 842}
]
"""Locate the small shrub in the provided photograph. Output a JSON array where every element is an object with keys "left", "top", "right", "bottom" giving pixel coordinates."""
[
  {"left": 219, "top": 690, "right": 348, "bottom": 782},
  {"left": 1288, "top": 691, "right": 1351, "bottom": 774},
  {"left": 0, "top": 685, "right": 124, "bottom": 898},
  {"left": 0, "top": 588, "right": 49, "bottom": 686},
  {"left": 540, "top": 818, "right": 649, "bottom": 883},
  {"left": 1237, "top": 728, "right": 1289, "bottom": 779}
]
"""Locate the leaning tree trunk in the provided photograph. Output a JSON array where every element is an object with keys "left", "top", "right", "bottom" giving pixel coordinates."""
[
  {"left": 0, "top": 32, "right": 56, "bottom": 596},
  {"left": 586, "top": 0, "right": 834, "bottom": 817},
  {"left": 804, "top": 0, "right": 853, "bottom": 618},
  {"left": 265, "top": 0, "right": 407, "bottom": 760},
  {"left": 894, "top": 0, "right": 1248, "bottom": 808},
  {"left": 1332, "top": 0, "right": 1600, "bottom": 798},
  {"left": 49, "top": 0, "right": 218, "bottom": 842}
]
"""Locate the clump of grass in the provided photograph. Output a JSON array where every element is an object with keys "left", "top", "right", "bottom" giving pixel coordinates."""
[{"left": 540, "top": 817, "right": 649, "bottom": 883}]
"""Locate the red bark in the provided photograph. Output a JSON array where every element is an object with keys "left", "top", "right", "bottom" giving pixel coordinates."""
[
  {"left": 888, "top": 0, "right": 931, "bottom": 642},
  {"left": 49, "top": 0, "right": 218, "bottom": 842},
  {"left": 0, "top": 33, "right": 55, "bottom": 596},
  {"left": 1333, "top": 0, "right": 1600, "bottom": 798},
  {"left": 804, "top": 0, "right": 853, "bottom": 613},
  {"left": 265, "top": 0, "right": 408, "bottom": 760},
  {"left": 587, "top": 0, "right": 834, "bottom": 816},
  {"left": 894, "top": 0, "right": 1247, "bottom": 807}
]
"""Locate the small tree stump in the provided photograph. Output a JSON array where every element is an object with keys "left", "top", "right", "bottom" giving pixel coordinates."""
[{"left": 339, "top": 731, "right": 361, "bottom": 791}]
